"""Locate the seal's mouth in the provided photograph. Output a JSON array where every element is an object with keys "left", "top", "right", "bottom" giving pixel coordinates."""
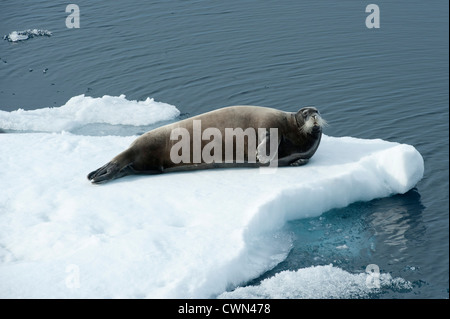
[
  {"left": 302, "top": 113, "right": 327, "bottom": 134},
  {"left": 312, "top": 115, "right": 319, "bottom": 126}
]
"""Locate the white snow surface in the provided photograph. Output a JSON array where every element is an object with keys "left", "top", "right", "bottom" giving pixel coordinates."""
[
  {"left": 0, "top": 130, "right": 424, "bottom": 298},
  {"left": 0, "top": 94, "right": 180, "bottom": 132}
]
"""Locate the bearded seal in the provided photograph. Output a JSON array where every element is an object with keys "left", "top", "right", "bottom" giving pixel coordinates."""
[{"left": 87, "top": 106, "right": 326, "bottom": 184}]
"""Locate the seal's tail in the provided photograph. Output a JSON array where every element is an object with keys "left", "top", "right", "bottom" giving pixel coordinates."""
[
  {"left": 87, "top": 148, "right": 137, "bottom": 184},
  {"left": 87, "top": 161, "right": 135, "bottom": 184}
]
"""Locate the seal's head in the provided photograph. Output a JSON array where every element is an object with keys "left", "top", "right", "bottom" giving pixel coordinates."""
[{"left": 295, "top": 106, "right": 327, "bottom": 134}]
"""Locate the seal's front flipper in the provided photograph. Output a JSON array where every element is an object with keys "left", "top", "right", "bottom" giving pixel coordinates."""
[
  {"left": 87, "top": 162, "right": 134, "bottom": 184},
  {"left": 256, "top": 128, "right": 279, "bottom": 164},
  {"left": 290, "top": 158, "right": 309, "bottom": 166}
]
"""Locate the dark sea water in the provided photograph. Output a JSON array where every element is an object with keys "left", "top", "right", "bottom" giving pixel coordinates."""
[{"left": 1, "top": 0, "right": 448, "bottom": 298}]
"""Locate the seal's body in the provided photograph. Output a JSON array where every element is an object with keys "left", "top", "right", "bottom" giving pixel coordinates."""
[{"left": 87, "top": 105, "right": 325, "bottom": 184}]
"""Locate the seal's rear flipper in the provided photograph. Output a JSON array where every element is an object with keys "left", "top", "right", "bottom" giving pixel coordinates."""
[{"left": 87, "top": 162, "right": 134, "bottom": 184}]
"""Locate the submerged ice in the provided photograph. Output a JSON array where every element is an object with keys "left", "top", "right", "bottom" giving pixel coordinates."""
[{"left": 0, "top": 95, "right": 424, "bottom": 298}]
